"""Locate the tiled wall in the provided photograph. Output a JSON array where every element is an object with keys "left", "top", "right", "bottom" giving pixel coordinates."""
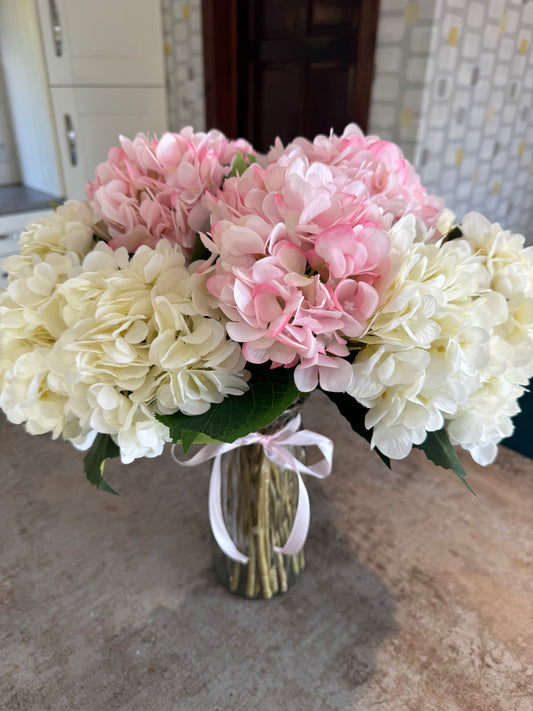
[
  {"left": 160, "top": 0, "right": 206, "bottom": 132},
  {"left": 369, "top": 0, "right": 533, "bottom": 242},
  {"left": 417, "top": 0, "right": 533, "bottom": 240},
  {"left": 368, "top": 0, "right": 437, "bottom": 163}
]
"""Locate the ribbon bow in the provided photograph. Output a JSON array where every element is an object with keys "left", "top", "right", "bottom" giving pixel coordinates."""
[{"left": 172, "top": 415, "right": 333, "bottom": 565}]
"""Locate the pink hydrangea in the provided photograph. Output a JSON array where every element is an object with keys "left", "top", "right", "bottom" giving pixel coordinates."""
[
  {"left": 268, "top": 123, "right": 444, "bottom": 229},
  {"left": 204, "top": 154, "right": 393, "bottom": 392},
  {"left": 86, "top": 127, "right": 254, "bottom": 262}
]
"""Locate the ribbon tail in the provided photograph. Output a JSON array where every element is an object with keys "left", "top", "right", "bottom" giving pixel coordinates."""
[
  {"left": 274, "top": 472, "right": 310, "bottom": 557},
  {"left": 208, "top": 455, "right": 249, "bottom": 565},
  {"left": 172, "top": 418, "right": 333, "bottom": 566}
]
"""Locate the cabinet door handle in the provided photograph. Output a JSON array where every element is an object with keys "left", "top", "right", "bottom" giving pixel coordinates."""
[
  {"left": 48, "top": 0, "right": 63, "bottom": 57},
  {"left": 64, "top": 114, "right": 77, "bottom": 166}
]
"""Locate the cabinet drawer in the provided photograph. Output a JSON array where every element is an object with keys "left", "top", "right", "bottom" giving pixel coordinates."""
[
  {"left": 50, "top": 86, "right": 168, "bottom": 200},
  {"left": 37, "top": 0, "right": 165, "bottom": 87}
]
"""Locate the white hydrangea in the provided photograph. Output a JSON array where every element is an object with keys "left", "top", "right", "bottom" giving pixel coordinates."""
[
  {"left": 0, "top": 255, "right": 89, "bottom": 439},
  {"left": 0, "top": 198, "right": 98, "bottom": 390},
  {"left": 18, "top": 199, "right": 95, "bottom": 261},
  {"left": 85, "top": 384, "right": 170, "bottom": 464},
  {"left": 56, "top": 239, "right": 248, "bottom": 412},
  {"left": 443, "top": 213, "right": 533, "bottom": 464},
  {"left": 0, "top": 347, "right": 89, "bottom": 443},
  {"left": 347, "top": 215, "right": 500, "bottom": 460},
  {"left": 445, "top": 335, "right": 524, "bottom": 465},
  {"left": 436, "top": 208, "right": 456, "bottom": 237},
  {"left": 459, "top": 212, "right": 533, "bottom": 377},
  {"left": 1, "top": 232, "right": 248, "bottom": 464}
]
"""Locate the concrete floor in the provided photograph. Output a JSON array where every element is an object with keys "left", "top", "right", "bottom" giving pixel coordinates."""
[{"left": 1, "top": 392, "right": 532, "bottom": 710}]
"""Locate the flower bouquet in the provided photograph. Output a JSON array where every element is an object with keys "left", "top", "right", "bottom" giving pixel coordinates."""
[{"left": 2, "top": 125, "right": 532, "bottom": 598}]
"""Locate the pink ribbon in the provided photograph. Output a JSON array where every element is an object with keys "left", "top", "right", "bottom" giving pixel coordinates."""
[{"left": 172, "top": 414, "right": 333, "bottom": 565}]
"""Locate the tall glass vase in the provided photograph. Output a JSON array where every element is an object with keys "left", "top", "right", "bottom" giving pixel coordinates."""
[{"left": 212, "top": 402, "right": 306, "bottom": 599}]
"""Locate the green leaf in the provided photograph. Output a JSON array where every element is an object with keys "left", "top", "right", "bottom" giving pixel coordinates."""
[
  {"left": 190, "top": 233, "right": 211, "bottom": 262},
  {"left": 156, "top": 364, "right": 302, "bottom": 451},
  {"left": 324, "top": 390, "right": 391, "bottom": 469},
  {"left": 185, "top": 433, "right": 225, "bottom": 446},
  {"left": 49, "top": 200, "right": 59, "bottom": 211},
  {"left": 83, "top": 433, "right": 121, "bottom": 495},
  {"left": 229, "top": 150, "right": 249, "bottom": 178},
  {"left": 442, "top": 225, "right": 463, "bottom": 243},
  {"left": 246, "top": 153, "right": 257, "bottom": 165},
  {"left": 415, "top": 429, "right": 476, "bottom": 494}
]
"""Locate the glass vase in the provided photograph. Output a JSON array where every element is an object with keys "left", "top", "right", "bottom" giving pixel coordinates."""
[{"left": 212, "top": 402, "right": 306, "bottom": 599}]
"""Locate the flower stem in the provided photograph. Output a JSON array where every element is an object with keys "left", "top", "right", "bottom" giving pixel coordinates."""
[
  {"left": 214, "top": 415, "right": 307, "bottom": 598},
  {"left": 257, "top": 456, "right": 273, "bottom": 598}
]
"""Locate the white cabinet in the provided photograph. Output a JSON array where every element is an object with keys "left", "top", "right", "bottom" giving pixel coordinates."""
[
  {"left": 0, "top": 0, "right": 167, "bottom": 201},
  {"left": 36, "top": 0, "right": 165, "bottom": 87},
  {"left": 50, "top": 87, "right": 167, "bottom": 199},
  {"left": 0, "top": 0, "right": 63, "bottom": 197}
]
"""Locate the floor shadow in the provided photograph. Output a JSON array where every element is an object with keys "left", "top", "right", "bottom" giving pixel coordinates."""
[
  {"left": 74, "top": 477, "right": 397, "bottom": 711},
  {"left": 2, "top": 408, "right": 397, "bottom": 711}
]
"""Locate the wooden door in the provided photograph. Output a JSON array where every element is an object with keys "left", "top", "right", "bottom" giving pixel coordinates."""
[{"left": 203, "top": 0, "right": 380, "bottom": 151}]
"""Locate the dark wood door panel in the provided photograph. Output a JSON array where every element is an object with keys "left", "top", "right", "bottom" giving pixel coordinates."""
[
  {"left": 311, "top": 0, "right": 360, "bottom": 33},
  {"left": 252, "top": 64, "right": 302, "bottom": 149},
  {"left": 306, "top": 63, "right": 354, "bottom": 138},
  {"left": 203, "top": 0, "right": 380, "bottom": 149},
  {"left": 258, "top": 0, "right": 306, "bottom": 37}
]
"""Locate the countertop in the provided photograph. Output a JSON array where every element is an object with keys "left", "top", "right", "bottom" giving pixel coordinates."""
[
  {"left": 1, "top": 392, "right": 532, "bottom": 711},
  {"left": 0, "top": 185, "right": 62, "bottom": 217}
]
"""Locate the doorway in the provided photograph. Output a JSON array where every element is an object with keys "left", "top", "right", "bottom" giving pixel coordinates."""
[{"left": 202, "top": 0, "right": 380, "bottom": 151}]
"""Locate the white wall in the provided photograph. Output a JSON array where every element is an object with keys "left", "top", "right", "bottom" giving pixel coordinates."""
[{"left": 0, "top": 63, "right": 20, "bottom": 185}]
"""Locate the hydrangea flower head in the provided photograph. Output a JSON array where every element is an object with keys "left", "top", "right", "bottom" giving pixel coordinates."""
[
  {"left": 268, "top": 123, "right": 444, "bottom": 230},
  {"left": 86, "top": 127, "right": 255, "bottom": 262},
  {"left": 204, "top": 152, "right": 394, "bottom": 392}
]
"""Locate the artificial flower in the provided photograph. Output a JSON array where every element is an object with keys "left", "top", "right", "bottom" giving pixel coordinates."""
[
  {"left": 86, "top": 127, "right": 255, "bottom": 262},
  {"left": 205, "top": 153, "right": 393, "bottom": 392},
  {"left": 347, "top": 216, "right": 499, "bottom": 459},
  {"left": 1, "top": 126, "right": 531, "bottom": 477},
  {"left": 443, "top": 213, "right": 533, "bottom": 464},
  {"left": 267, "top": 123, "right": 444, "bottom": 230}
]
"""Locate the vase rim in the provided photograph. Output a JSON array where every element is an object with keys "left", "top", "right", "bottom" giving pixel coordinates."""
[{"left": 258, "top": 397, "right": 306, "bottom": 435}]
